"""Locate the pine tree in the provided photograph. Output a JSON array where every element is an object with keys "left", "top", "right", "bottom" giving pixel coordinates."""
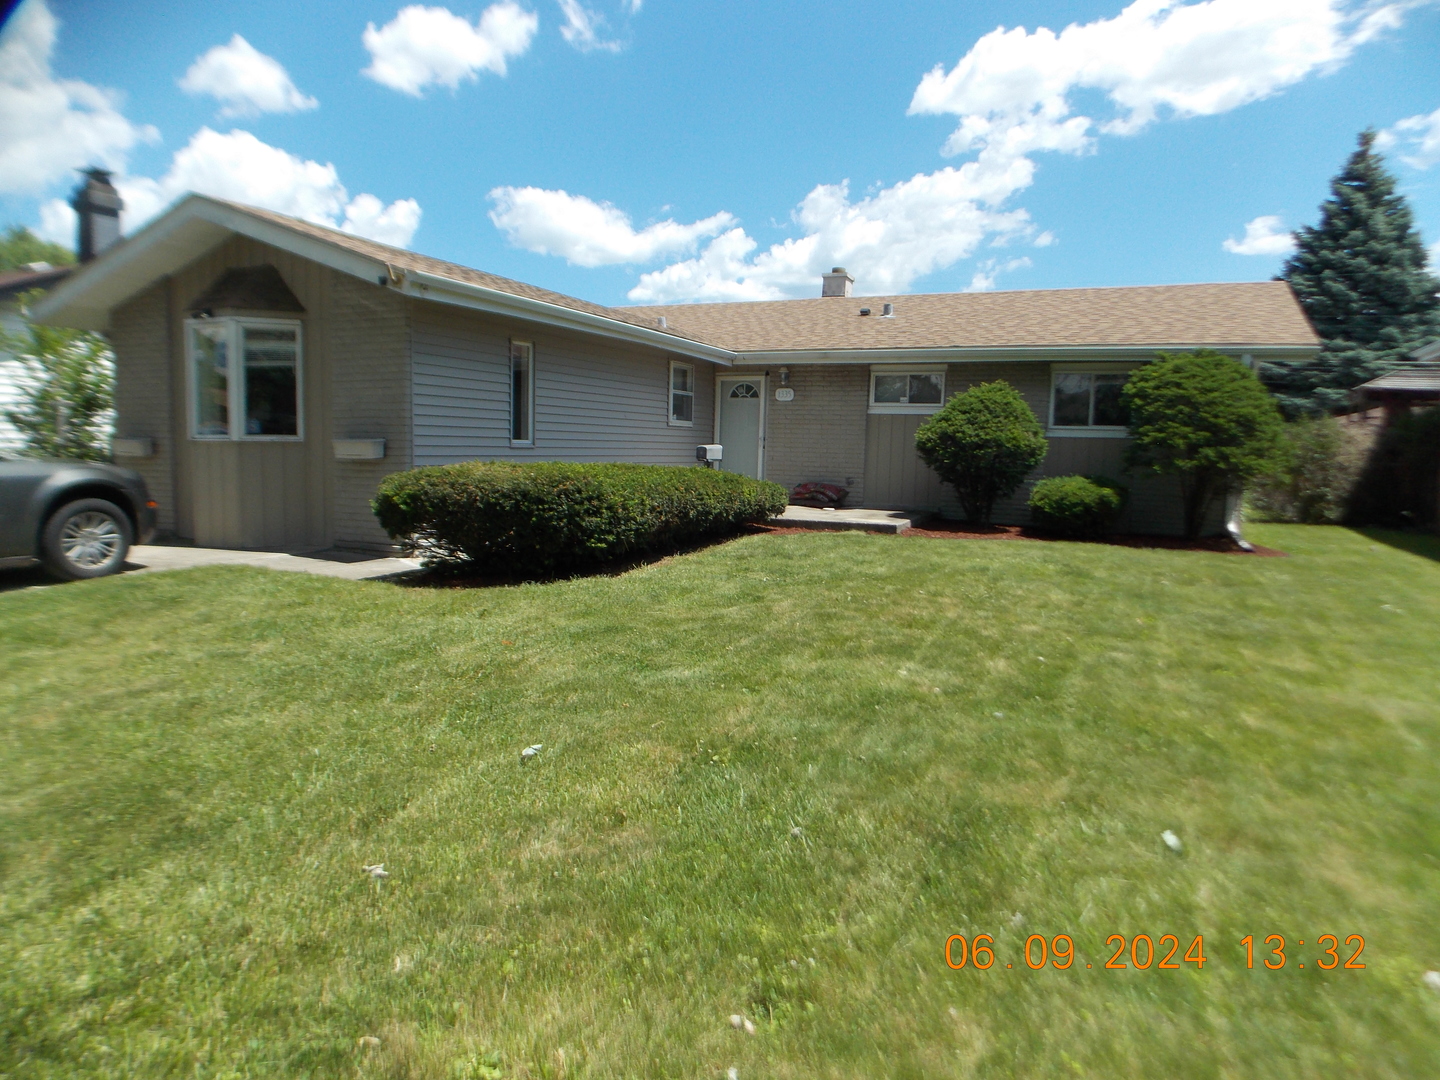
[{"left": 1267, "top": 130, "right": 1440, "bottom": 416}]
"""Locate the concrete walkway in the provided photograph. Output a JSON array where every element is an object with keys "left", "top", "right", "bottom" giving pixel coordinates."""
[
  {"left": 768, "top": 505, "right": 920, "bottom": 534},
  {"left": 124, "top": 544, "right": 423, "bottom": 580}
]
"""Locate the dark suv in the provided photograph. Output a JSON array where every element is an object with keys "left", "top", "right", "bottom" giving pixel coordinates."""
[{"left": 0, "top": 459, "right": 157, "bottom": 580}]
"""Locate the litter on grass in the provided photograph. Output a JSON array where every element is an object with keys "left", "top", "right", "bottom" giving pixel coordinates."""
[
  {"left": 1162, "top": 830, "right": 1184, "bottom": 853},
  {"left": 521, "top": 744, "right": 543, "bottom": 762},
  {"left": 362, "top": 864, "right": 389, "bottom": 880}
]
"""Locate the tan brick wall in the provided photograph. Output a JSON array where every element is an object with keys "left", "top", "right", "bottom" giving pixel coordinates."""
[
  {"left": 108, "top": 282, "right": 176, "bottom": 534},
  {"left": 744, "top": 364, "right": 869, "bottom": 505}
]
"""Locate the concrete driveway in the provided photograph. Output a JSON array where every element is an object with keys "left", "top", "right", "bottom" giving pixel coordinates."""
[{"left": 0, "top": 544, "right": 421, "bottom": 593}]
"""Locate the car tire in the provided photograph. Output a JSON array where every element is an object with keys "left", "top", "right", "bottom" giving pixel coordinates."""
[{"left": 39, "top": 498, "right": 133, "bottom": 581}]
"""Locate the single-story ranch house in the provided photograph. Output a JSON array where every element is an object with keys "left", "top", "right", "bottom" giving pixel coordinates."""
[{"left": 34, "top": 194, "right": 1320, "bottom": 551}]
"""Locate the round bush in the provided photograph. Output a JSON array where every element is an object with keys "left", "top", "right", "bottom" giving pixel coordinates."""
[
  {"left": 1027, "top": 475, "right": 1128, "bottom": 538},
  {"left": 914, "top": 381, "right": 1048, "bottom": 525},
  {"left": 372, "top": 461, "right": 789, "bottom": 574}
]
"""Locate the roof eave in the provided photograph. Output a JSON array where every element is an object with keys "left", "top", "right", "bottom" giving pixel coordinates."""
[
  {"left": 731, "top": 343, "right": 1322, "bottom": 364},
  {"left": 395, "top": 267, "right": 736, "bottom": 365},
  {"left": 32, "top": 195, "right": 392, "bottom": 330},
  {"left": 31, "top": 195, "right": 737, "bottom": 363}
]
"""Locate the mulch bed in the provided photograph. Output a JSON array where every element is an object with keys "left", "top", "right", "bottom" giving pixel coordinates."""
[
  {"left": 762, "top": 520, "right": 1284, "bottom": 555},
  {"left": 895, "top": 520, "right": 1285, "bottom": 555}
]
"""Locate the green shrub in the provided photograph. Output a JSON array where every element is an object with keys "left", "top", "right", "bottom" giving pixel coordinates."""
[
  {"left": 372, "top": 461, "right": 789, "bottom": 574},
  {"left": 1123, "top": 350, "right": 1285, "bottom": 539},
  {"left": 1027, "top": 475, "right": 1129, "bottom": 538},
  {"left": 1247, "top": 416, "right": 1367, "bottom": 524},
  {"left": 914, "top": 381, "right": 1048, "bottom": 525}
]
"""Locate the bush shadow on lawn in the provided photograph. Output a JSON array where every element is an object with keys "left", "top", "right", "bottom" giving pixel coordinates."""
[
  {"left": 392, "top": 524, "right": 781, "bottom": 589},
  {"left": 396, "top": 519, "right": 1287, "bottom": 589},
  {"left": 1355, "top": 527, "right": 1440, "bottom": 564}
]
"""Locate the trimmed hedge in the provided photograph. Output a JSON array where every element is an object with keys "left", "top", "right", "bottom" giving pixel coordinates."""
[
  {"left": 1027, "top": 475, "right": 1129, "bottom": 538},
  {"left": 372, "top": 461, "right": 789, "bottom": 573}
]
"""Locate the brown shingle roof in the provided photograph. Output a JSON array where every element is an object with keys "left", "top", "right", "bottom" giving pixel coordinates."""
[
  {"left": 214, "top": 202, "right": 1319, "bottom": 355},
  {"left": 0, "top": 264, "right": 73, "bottom": 299},
  {"left": 617, "top": 282, "right": 1320, "bottom": 353},
  {"left": 215, "top": 201, "right": 712, "bottom": 343}
]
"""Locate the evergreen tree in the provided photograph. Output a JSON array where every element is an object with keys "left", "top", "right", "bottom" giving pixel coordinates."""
[{"left": 1268, "top": 130, "right": 1440, "bottom": 416}]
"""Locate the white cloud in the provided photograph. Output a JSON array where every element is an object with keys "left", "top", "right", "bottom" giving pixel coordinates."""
[
  {"left": 1223, "top": 214, "right": 1296, "bottom": 255},
  {"left": 362, "top": 3, "right": 538, "bottom": 95},
  {"left": 558, "top": 0, "right": 622, "bottom": 52},
  {"left": 34, "top": 197, "right": 76, "bottom": 246},
  {"left": 0, "top": 0, "right": 158, "bottom": 194},
  {"left": 966, "top": 256, "right": 1034, "bottom": 292},
  {"left": 36, "top": 127, "right": 422, "bottom": 248},
  {"left": 1377, "top": 106, "right": 1440, "bottom": 169},
  {"left": 489, "top": 186, "right": 734, "bottom": 265},
  {"left": 1430, "top": 238, "right": 1440, "bottom": 271},
  {"left": 179, "top": 34, "right": 318, "bottom": 118},
  {"left": 623, "top": 0, "right": 642, "bottom": 11},
  {"left": 339, "top": 192, "right": 424, "bottom": 247},
  {"left": 909, "top": 0, "right": 1400, "bottom": 157},
  {"left": 493, "top": 0, "right": 1411, "bottom": 301},
  {"left": 628, "top": 168, "right": 1037, "bottom": 303}
]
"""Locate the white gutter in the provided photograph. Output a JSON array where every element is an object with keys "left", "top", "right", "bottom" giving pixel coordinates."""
[
  {"left": 730, "top": 344, "right": 1321, "bottom": 365},
  {"left": 393, "top": 267, "right": 736, "bottom": 366}
]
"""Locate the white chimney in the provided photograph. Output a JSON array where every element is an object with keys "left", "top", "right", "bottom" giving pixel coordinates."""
[{"left": 821, "top": 267, "right": 853, "bottom": 298}]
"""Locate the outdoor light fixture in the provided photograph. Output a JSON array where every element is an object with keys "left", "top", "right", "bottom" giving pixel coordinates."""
[{"left": 778, "top": 366, "right": 790, "bottom": 386}]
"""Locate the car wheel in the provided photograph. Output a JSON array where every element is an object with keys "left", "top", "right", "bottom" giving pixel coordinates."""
[{"left": 40, "top": 498, "right": 133, "bottom": 581}]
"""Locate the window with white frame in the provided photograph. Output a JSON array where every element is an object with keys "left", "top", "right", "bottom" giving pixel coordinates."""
[
  {"left": 669, "top": 361, "right": 694, "bottom": 425},
  {"left": 186, "top": 318, "right": 302, "bottom": 440},
  {"left": 510, "top": 341, "right": 534, "bottom": 445},
  {"left": 1049, "top": 370, "right": 1130, "bottom": 429},
  {"left": 869, "top": 367, "right": 945, "bottom": 413}
]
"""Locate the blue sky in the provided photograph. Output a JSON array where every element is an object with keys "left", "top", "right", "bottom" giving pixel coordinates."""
[{"left": 0, "top": 0, "right": 1436, "bottom": 305}]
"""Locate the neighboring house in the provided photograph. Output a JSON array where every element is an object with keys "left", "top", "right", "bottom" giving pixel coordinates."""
[
  {"left": 0, "top": 263, "right": 75, "bottom": 457},
  {"left": 34, "top": 194, "right": 1320, "bottom": 551}
]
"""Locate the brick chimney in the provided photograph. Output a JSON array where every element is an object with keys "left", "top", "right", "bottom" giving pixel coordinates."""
[
  {"left": 821, "top": 266, "right": 853, "bottom": 298},
  {"left": 71, "top": 168, "right": 123, "bottom": 262}
]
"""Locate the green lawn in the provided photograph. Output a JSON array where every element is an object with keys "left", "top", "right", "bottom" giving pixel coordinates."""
[{"left": 3, "top": 525, "right": 1440, "bottom": 1078}]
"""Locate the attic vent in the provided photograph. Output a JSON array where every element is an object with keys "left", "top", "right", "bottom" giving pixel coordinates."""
[
  {"left": 882, "top": 303, "right": 894, "bottom": 317},
  {"left": 187, "top": 265, "right": 305, "bottom": 317},
  {"left": 859, "top": 307, "right": 871, "bottom": 316},
  {"left": 657, "top": 315, "right": 667, "bottom": 329}
]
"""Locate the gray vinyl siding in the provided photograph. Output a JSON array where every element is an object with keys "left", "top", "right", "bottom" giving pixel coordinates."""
[{"left": 410, "top": 301, "right": 715, "bottom": 467}]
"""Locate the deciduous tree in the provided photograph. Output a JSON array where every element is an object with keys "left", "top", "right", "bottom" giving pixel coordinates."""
[{"left": 1124, "top": 351, "right": 1284, "bottom": 540}]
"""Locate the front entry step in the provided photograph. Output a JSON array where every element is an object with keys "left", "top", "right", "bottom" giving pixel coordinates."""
[{"left": 768, "top": 506, "right": 922, "bottom": 535}]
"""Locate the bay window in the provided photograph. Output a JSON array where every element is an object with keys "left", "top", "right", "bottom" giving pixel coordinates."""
[{"left": 186, "top": 318, "right": 302, "bottom": 440}]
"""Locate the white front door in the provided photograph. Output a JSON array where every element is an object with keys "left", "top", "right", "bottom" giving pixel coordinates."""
[{"left": 717, "top": 377, "right": 764, "bottom": 478}]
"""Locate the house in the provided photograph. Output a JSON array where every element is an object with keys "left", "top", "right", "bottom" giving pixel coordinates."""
[
  {"left": 33, "top": 193, "right": 1320, "bottom": 551},
  {"left": 0, "top": 262, "right": 75, "bottom": 457},
  {"left": 1, "top": 169, "right": 123, "bottom": 458}
]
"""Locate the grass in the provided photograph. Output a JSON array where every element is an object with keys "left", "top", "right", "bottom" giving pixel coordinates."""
[{"left": 2, "top": 524, "right": 1440, "bottom": 1078}]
